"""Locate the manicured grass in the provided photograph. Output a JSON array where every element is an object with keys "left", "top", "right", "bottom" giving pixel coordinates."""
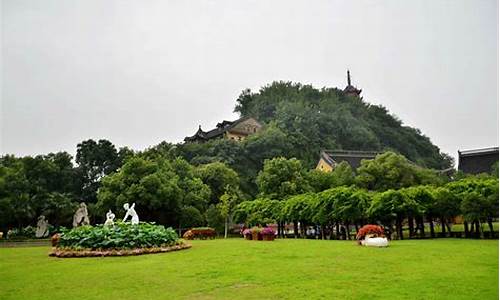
[{"left": 0, "top": 239, "right": 497, "bottom": 300}]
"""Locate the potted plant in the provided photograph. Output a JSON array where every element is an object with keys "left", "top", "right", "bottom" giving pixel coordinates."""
[
  {"left": 261, "top": 227, "right": 276, "bottom": 241},
  {"left": 251, "top": 227, "right": 262, "bottom": 240},
  {"left": 242, "top": 229, "right": 252, "bottom": 240},
  {"left": 356, "top": 224, "right": 388, "bottom": 247}
]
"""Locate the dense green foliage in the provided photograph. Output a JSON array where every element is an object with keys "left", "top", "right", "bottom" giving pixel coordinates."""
[
  {"left": 58, "top": 222, "right": 179, "bottom": 250},
  {"left": 235, "top": 176, "right": 499, "bottom": 239},
  {"left": 1, "top": 239, "right": 497, "bottom": 299},
  {"left": 234, "top": 82, "right": 453, "bottom": 168}
]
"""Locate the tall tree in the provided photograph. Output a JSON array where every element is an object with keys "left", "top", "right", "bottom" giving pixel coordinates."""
[
  {"left": 257, "top": 157, "right": 312, "bottom": 200},
  {"left": 75, "top": 139, "right": 120, "bottom": 203}
]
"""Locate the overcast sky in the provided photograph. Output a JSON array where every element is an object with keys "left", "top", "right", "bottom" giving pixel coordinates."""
[{"left": 1, "top": 0, "right": 498, "bottom": 165}]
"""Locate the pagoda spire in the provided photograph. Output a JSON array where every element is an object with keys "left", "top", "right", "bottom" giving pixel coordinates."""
[{"left": 343, "top": 70, "right": 362, "bottom": 97}]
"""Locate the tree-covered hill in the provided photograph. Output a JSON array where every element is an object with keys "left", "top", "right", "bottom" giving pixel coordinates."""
[{"left": 234, "top": 81, "right": 453, "bottom": 170}]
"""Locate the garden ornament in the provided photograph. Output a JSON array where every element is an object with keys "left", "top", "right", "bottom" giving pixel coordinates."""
[
  {"left": 72, "top": 202, "right": 90, "bottom": 227},
  {"left": 104, "top": 210, "right": 115, "bottom": 226},
  {"left": 35, "top": 215, "right": 49, "bottom": 238},
  {"left": 123, "top": 203, "right": 139, "bottom": 225}
]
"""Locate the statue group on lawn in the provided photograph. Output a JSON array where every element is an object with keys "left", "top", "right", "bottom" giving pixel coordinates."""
[{"left": 72, "top": 202, "right": 139, "bottom": 227}]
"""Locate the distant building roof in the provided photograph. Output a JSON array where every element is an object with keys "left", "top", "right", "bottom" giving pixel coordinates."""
[
  {"left": 320, "top": 150, "right": 380, "bottom": 169},
  {"left": 458, "top": 147, "right": 499, "bottom": 174},
  {"left": 184, "top": 116, "right": 260, "bottom": 143}
]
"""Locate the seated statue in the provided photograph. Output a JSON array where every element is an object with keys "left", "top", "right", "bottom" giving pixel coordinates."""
[
  {"left": 73, "top": 202, "right": 90, "bottom": 227},
  {"left": 35, "top": 215, "right": 49, "bottom": 238},
  {"left": 123, "top": 203, "right": 139, "bottom": 225},
  {"left": 104, "top": 210, "right": 115, "bottom": 226}
]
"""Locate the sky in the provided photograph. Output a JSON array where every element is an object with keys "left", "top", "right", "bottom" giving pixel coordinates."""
[{"left": 1, "top": 0, "right": 498, "bottom": 166}]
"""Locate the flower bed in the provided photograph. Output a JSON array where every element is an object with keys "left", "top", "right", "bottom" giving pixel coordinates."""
[
  {"left": 50, "top": 222, "right": 190, "bottom": 257},
  {"left": 243, "top": 227, "right": 276, "bottom": 241},
  {"left": 356, "top": 224, "right": 385, "bottom": 241},
  {"left": 261, "top": 227, "right": 276, "bottom": 241},
  {"left": 242, "top": 229, "right": 252, "bottom": 240},
  {"left": 182, "top": 227, "right": 216, "bottom": 240},
  {"left": 49, "top": 242, "right": 191, "bottom": 258}
]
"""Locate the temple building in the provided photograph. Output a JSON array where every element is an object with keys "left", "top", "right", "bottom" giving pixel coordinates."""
[
  {"left": 316, "top": 150, "right": 379, "bottom": 172},
  {"left": 343, "top": 70, "right": 362, "bottom": 97},
  {"left": 458, "top": 147, "right": 499, "bottom": 174},
  {"left": 184, "top": 117, "right": 262, "bottom": 143}
]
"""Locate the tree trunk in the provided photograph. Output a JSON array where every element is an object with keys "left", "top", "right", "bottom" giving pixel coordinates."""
[
  {"left": 474, "top": 220, "right": 480, "bottom": 238},
  {"left": 224, "top": 217, "right": 228, "bottom": 239},
  {"left": 464, "top": 221, "right": 469, "bottom": 238},
  {"left": 488, "top": 218, "right": 494, "bottom": 233},
  {"left": 440, "top": 217, "right": 446, "bottom": 236},
  {"left": 445, "top": 219, "right": 452, "bottom": 234},
  {"left": 396, "top": 215, "right": 403, "bottom": 240},
  {"left": 293, "top": 222, "right": 298, "bottom": 238},
  {"left": 428, "top": 216, "right": 435, "bottom": 238},
  {"left": 335, "top": 222, "right": 340, "bottom": 240},
  {"left": 321, "top": 225, "right": 325, "bottom": 240},
  {"left": 345, "top": 223, "right": 351, "bottom": 240},
  {"left": 408, "top": 217, "right": 415, "bottom": 238}
]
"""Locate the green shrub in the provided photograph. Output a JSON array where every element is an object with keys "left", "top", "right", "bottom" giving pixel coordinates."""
[{"left": 58, "top": 222, "right": 180, "bottom": 250}]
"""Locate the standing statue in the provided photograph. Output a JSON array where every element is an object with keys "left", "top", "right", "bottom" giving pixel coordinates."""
[
  {"left": 35, "top": 215, "right": 50, "bottom": 238},
  {"left": 73, "top": 202, "right": 90, "bottom": 227},
  {"left": 104, "top": 210, "right": 115, "bottom": 226},
  {"left": 123, "top": 203, "right": 139, "bottom": 225}
]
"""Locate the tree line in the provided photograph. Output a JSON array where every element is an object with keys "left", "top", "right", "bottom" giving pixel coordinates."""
[{"left": 1, "top": 139, "right": 496, "bottom": 239}]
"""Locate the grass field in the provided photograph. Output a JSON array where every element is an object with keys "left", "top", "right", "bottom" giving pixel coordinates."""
[{"left": 0, "top": 239, "right": 497, "bottom": 300}]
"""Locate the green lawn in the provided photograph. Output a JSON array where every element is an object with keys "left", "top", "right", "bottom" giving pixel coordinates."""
[{"left": 0, "top": 239, "right": 497, "bottom": 300}]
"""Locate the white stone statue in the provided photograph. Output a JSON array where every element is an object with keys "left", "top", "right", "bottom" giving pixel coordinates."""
[
  {"left": 104, "top": 210, "right": 115, "bottom": 226},
  {"left": 35, "top": 215, "right": 49, "bottom": 238},
  {"left": 123, "top": 203, "right": 139, "bottom": 225},
  {"left": 73, "top": 202, "right": 90, "bottom": 227},
  {"left": 361, "top": 236, "right": 389, "bottom": 247}
]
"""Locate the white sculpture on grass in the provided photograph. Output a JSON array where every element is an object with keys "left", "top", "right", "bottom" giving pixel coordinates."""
[
  {"left": 104, "top": 210, "right": 115, "bottom": 226},
  {"left": 35, "top": 215, "right": 49, "bottom": 238},
  {"left": 123, "top": 203, "right": 139, "bottom": 225},
  {"left": 361, "top": 236, "right": 389, "bottom": 247},
  {"left": 73, "top": 202, "right": 90, "bottom": 227}
]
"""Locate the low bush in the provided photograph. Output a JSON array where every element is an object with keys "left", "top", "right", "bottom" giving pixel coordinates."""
[
  {"left": 58, "top": 222, "right": 180, "bottom": 250},
  {"left": 183, "top": 227, "right": 216, "bottom": 240}
]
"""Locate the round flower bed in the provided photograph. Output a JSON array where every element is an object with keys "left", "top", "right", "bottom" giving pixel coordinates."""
[
  {"left": 356, "top": 224, "right": 388, "bottom": 247},
  {"left": 50, "top": 222, "right": 190, "bottom": 258},
  {"left": 356, "top": 224, "right": 385, "bottom": 241}
]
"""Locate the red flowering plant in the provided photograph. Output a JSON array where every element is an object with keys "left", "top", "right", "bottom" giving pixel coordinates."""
[
  {"left": 260, "top": 227, "right": 276, "bottom": 241},
  {"left": 242, "top": 229, "right": 252, "bottom": 240},
  {"left": 356, "top": 225, "right": 385, "bottom": 241},
  {"left": 260, "top": 227, "right": 276, "bottom": 236}
]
